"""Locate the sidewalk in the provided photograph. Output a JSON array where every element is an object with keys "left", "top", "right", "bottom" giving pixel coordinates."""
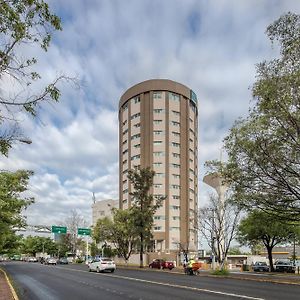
[{"left": 0, "top": 268, "right": 15, "bottom": 300}]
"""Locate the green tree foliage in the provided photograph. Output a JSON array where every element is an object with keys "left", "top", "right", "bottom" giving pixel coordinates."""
[
  {"left": 0, "top": 0, "right": 76, "bottom": 155},
  {"left": 20, "top": 236, "right": 57, "bottom": 256},
  {"left": 221, "top": 12, "right": 300, "bottom": 222},
  {"left": 0, "top": 170, "right": 34, "bottom": 253},
  {"left": 128, "top": 167, "right": 164, "bottom": 268},
  {"left": 93, "top": 209, "right": 138, "bottom": 263},
  {"left": 237, "top": 210, "right": 296, "bottom": 271}
]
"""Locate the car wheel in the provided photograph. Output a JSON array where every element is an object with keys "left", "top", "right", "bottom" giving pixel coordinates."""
[
  {"left": 149, "top": 265, "right": 152, "bottom": 268},
  {"left": 111, "top": 269, "right": 115, "bottom": 273},
  {"left": 96, "top": 267, "right": 100, "bottom": 273},
  {"left": 89, "top": 268, "right": 91, "bottom": 272},
  {"left": 160, "top": 265, "right": 163, "bottom": 270}
]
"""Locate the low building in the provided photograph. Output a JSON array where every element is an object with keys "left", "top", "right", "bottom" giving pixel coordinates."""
[{"left": 92, "top": 199, "right": 118, "bottom": 227}]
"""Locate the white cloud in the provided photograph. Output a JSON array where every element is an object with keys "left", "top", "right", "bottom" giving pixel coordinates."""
[{"left": 1, "top": 0, "right": 300, "bottom": 226}]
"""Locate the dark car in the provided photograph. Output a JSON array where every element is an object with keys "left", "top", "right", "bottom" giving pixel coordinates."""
[
  {"left": 149, "top": 259, "right": 175, "bottom": 270},
  {"left": 274, "top": 261, "right": 295, "bottom": 273},
  {"left": 253, "top": 261, "right": 269, "bottom": 272},
  {"left": 58, "top": 258, "right": 69, "bottom": 264}
]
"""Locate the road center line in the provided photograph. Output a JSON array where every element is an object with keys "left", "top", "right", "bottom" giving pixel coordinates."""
[{"left": 57, "top": 266, "right": 265, "bottom": 300}]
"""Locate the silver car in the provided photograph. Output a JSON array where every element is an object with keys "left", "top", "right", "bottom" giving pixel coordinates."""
[{"left": 88, "top": 258, "right": 116, "bottom": 273}]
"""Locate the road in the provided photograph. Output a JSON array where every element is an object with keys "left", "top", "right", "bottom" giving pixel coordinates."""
[{"left": 1, "top": 262, "right": 300, "bottom": 300}]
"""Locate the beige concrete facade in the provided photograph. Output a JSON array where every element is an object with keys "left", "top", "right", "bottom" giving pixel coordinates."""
[
  {"left": 92, "top": 199, "right": 118, "bottom": 227},
  {"left": 119, "top": 79, "right": 198, "bottom": 254}
]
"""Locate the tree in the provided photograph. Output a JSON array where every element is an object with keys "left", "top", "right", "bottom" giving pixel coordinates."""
[
  {"left": 0, "top": 0, "right": 76, "bottom": 155},
  {"left": 221, "top": 12, "right": 300, "bottom": 221},
  {"left": 0, "top": 170, "right": 34, "bottom": 253},
  {"left": 197, "top": 193, "right": 241, "bottom": 269},
  {"left": 20, "top": 236, "right": 57, "bottom": 256},
  {"left": 238, "top": 210, "right": 297, "bottom": 271},
  {"left": 127, "top": 167, "right": 163, "bottom": 268},
  {"left": 93, "top": 209, "right": 138, "bottom": 264},
  {"left": 62, "top": 209, "right": 88, "bottom": 255}
]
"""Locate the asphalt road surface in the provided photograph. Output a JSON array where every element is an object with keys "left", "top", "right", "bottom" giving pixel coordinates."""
[{"left": 2, "top": 262, "right": 300, "bottom": 300}]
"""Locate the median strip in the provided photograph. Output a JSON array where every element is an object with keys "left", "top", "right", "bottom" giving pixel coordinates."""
[{"left": 0, "top": 267, "right": 19, "bottom": 300}]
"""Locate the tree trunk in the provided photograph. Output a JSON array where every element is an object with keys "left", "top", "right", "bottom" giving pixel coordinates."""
[
  {"left": 266, "top": 246, "right": 274, "bottom": 272},
  {"left": 140, "top": 233, "right": 144, "bottom": 268}
]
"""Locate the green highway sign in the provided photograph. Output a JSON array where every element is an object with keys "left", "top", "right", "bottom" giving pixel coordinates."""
[
  {"left": 51, "top": 226, "right": 67, "bottom": 234},
  {"left": 78, "top": 228, "right": 91, "bottom": 236}
]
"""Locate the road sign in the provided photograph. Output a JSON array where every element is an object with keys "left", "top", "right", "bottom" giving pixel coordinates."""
[
  {"left": 51, "top": 226, "right": 67, "bottom": 234},
  {"left": 78, "top": 228, "right": 91, "bottom": 236}
]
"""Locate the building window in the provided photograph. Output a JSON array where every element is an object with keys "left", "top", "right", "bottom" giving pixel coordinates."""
[
  {"left": 154, "top": 141, "right": 162, "bottom": 145},
  {"left": 170, "top": 227, "right": 180, "bottom": 231},
  {"left": 172, "top": 216, "right": 180, "bottom": 220},
  {"left": 131, "top": 133, "right": 140, "bottom": 140},
  {"left": 122, "top": 149, "right": 128, "bottom": 154},
  {"left": 172, "top": 110, "right": 180, "bottom": 116},
  {"left": 153, "top": 119, "right": 163, "bottom": 125},
  {"left": 131, "top": 154, "right": 141, "bottom": 161},
  {"left": 122, "top": 179, "right": 127, "bottom": 184},
  {"left": 171, "top": 142, "right": 180, "bottom": 147},
  {"left": 154, "top": 151, "right": 164, "bottom": 157},
  {"left": 172, "top": 131, "right": 180, "bottom": 137},
  {"left": 171, "top": 205, "right": 180, "bottom": 210},
  {"left": 122, "top": 102, "right": 128, "bottom": 110},
  {"left": 171, "top": 121, "right": 180, "bottom": 127},
  {"left": 173, "top": 195, "right": 180, "bottom": 200},
  {"left": 154, "top": 109, "right": 164, "bottom": 113},
  {"left": 154, "top": 194, "right": 165, "bottom": 199},
  {"left": 122, "top": 159, "right": 127, "bottom": 165},
  {"left": 123, "top": 189, "right": 128, "bottom": 194},
  {"left": 134, "top": 123, "right": 141, "bottom": 128},
  {"left": 155, "top": 173, "right": 165, "bottom": 178},
  {"left": 131, "top": 113, "right": 140, "bottom": 120},
  {"left": 189, "top": 128, "right": 194, "bottom": 135},
  {"left": 133, "top": 96, "right": 140, "bottom": 104},
  {"left": 154, "top": 215, "right": 165, "bottom": 220},
  {"left": 122, "top": 119, "right": 127, "bottom": 126},
  {"left": 189, "top": 148, "right": 194, "bottom": 154},
  {"left": 173, "top": 174, "right": 180, "bottom": 179},
  {"left": 154, "top": 226, "right": 162, "bottom": 231},
  {"left": 170, "top": 184, "right": 180, "bottom": 189},
  {"left": 172, "top": 152, "right": 180, "bottom": 158},
  {"left": 153, "top": 92, "right": 162, "bottom": 99},
  {"left": 153, "top": 162, "right": 162, "bottom": 167},
  {"left": 169, "top": 92, "right": 180, "bottom": 102},
  {"left": 154, "top": 183, "right": 163, "bottom": 188},
  {"left": 122, "top": 129, "right": 128, "bottom": 135},
  {"left": 122, "top": 199, "right": 127, "bottom": 204},
  {"left": 171, "top": 163, "right": 180, "bottom": 168},
  {"left": 134, "top": 143, "right": 140, "bottom": 149},
  {"left": 122, "top": 140, "right": 127, "bottom": 145},
  {"left": 122, "top": 169, "right": 128, "bottom": 174},
  {"left": 154, "top": 130, "right": 163, "bottom": 135}
]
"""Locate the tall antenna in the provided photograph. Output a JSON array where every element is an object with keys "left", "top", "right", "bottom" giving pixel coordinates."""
[{"left": 92, "top": 192, "right": 96, "bottom": 204}]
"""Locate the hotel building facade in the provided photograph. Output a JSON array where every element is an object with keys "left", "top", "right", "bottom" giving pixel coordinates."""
[{"left": 119, "top": 79, "right": 198, "bottom": 254}]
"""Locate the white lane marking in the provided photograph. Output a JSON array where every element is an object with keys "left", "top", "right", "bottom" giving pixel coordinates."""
[{"left": 55, "top": 266, "right": 265, "bottom": 300}]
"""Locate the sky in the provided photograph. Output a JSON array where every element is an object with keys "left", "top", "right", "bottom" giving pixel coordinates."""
[{"left": 1, "top": 0, "right": 300, "bottom": 227}]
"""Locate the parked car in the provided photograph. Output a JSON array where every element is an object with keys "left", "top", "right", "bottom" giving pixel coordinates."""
[
  {"left": 88, "top": 258, "right": 116, "bottom": 273},
  {"left": 45, "top": 257, "right": 58, "bottom": 265},
  {"left": 253, "top": 261, "right": 269, "bottom": 272},
  {"left": 274, "top": 261, "right": 295, "bottom": 273},
  {"left": 149, "top": 259, "right": 175, "bottom": 270},
  {"left": 58, "top": 258, "right": 69, "bottom": 264},
  {"left": 28, "top": 257, "right": 38, "bottom": 263}
]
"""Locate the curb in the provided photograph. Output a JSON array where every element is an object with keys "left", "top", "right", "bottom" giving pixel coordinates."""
[
  {"left": 0, "top": 267, "right": 19, "bottom": 300},
  {"left": 117, "top": 265, "right": 300, "bottom": 286}
]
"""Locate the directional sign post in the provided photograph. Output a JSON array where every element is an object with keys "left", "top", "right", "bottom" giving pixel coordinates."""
[
  {"left": 51, "top": 226, "right": 67, "bottom": 234},
  {"left": 77, "top": 228, "right": 91, "bottom": 264},
  {"left": 77, "top": 228, "right": 91, "bottom": 236}
]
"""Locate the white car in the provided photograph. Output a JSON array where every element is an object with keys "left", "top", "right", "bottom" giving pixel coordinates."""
[
  {"left": 28, "top": 257, "right": 38, "bottom": 262},
  {"left": 88, "top": 258, "right": 116, "bottom": 273}
]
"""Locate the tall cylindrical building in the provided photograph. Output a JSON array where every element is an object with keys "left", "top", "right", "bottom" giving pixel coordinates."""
[{"left": 119, "top": 79, "right": 198, "bottom": 254}]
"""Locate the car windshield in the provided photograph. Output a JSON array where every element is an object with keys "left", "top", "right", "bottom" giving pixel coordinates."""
[
  {"left": 102, "top": 258, "right": 113, "bottom": 262},
  {"left": 256, "top": 262, "right": 267, "bottom": 266}
]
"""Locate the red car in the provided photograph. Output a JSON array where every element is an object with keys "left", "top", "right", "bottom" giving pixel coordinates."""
[{"left": 149, "top": 259, "right": 175, "bottom": 270}]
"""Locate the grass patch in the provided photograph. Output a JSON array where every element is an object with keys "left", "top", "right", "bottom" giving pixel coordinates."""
[{"left": 211, "top": 268, "right": 230, "bottom": 276}]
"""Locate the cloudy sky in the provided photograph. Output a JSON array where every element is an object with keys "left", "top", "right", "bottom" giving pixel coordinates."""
[{"left": 1, "top": 0, "right": 300, "bottom": 226}]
